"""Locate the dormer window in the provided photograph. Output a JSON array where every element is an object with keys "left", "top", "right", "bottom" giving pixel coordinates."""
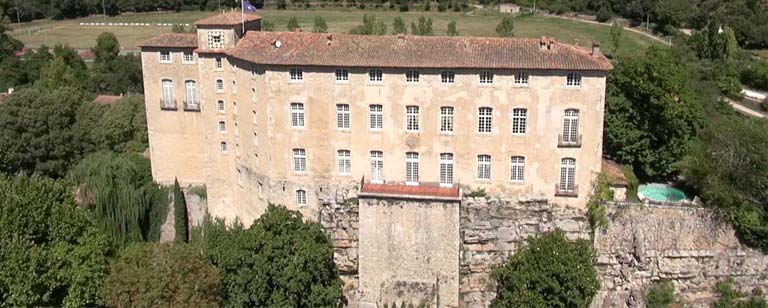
[
  {"left": 479, "top": 71, "right": 494, "bottom": 84},
  {"left": 290, "top": 68, "right": 303, "bottom": 82},
  {"left": 159, "top": 50, "right": 171, "bottom": 63},
  {"left": 214, "top": 57, "right": 223, "bottom": 71},
  {"left": 207, "top": 31, "right": 224, "bottom": 49},
  {"left": 566, "top": 73, "right": 582, "bottom": 87}
]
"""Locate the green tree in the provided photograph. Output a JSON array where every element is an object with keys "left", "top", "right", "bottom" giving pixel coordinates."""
[
  {"left": 604, "top": 47, "right": 704, "bottom": 178},
  {"left": 446, "top": 19, "right": 459, "bottom": 36},
  {"left": 0, "top": 23, "right": 22, "bottom": 60},
  {"left": 92, "top": 32, "right": 119, "bottom": 65},
  {"left": 392, "top": 16, "right": 407, "bottom": 34},
  {"left": 610, "top": 21, "right": 623, "bottom": 56},
  {"left": 197, "top": 204, "right": 342, "bottom": 307},
  {"left": 596, "top": 6, "right": 612, "bottom": 22},
  {"left": 75, "top": 95, "right": 148, "bottom": 153},
  {"left": 652, "top": 0, "right": 692, "bottom": 34},
  {"left": 287, "top": 16, "right": 300, "bottom": 31},
  {"left": 350, "top": 14, "right": 387, "bottom": 35},
  {"left": 312, "top": 15, "right": 328, "bottom": 33},
  {"left": 173, "top": 178, "right": 189, "bottom": 243},
  {"left": 90, "top": 32, "right": 143, "bottom": 94},
  {"left": 37, "top": 45, "right": 90, "bottom": 90},
  {"left": 0, "top": 175, "right": 110, "bottom": 307},
  {"left": 491, "top": 230, "right": 599, "bottom": 308},
  {"left": 410, "top": 16, "right": 433, "bottom": 36},
  {"left": 495, "top": 16, "right": 514, "bottom": 37},
  {"left": 645, "top": 281, "right": 677, "bottom": 308},
  {"left": 68, "top": 152, "right": 167, "bottom": 246},
  {"left": 103, "top": 243, "right": 222, "bottom": 307}
]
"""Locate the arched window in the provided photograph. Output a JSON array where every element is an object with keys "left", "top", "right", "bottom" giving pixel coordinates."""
[
  {"left": 161, "top": 79, "right": 175, "bottom": 109},
  {"left": 184, "top": 80, "right": 198, "bottom": 110},
  {"left": 296, "top": 189, "right": 307, "bottom": 206}
]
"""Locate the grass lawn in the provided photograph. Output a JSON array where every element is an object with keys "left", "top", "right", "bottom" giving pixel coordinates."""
[{"left": 12, "top": 8, "right": 663, "bottom": 55}]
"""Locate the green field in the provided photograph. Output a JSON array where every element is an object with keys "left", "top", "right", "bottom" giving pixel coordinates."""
[{"left": 11, "top": 8, "right": 663, "bottom": 54}]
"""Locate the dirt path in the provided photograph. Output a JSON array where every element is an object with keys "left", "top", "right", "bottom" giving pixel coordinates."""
[
  {"left": 725, "top": 97, "right": 766, "bottom": 119},
  {"left": 541, "top": 13, "right": 670, "bottom": 45}
]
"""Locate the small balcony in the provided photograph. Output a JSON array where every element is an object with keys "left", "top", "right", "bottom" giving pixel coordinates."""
[
  {"left": 160, "top": 99, "right": 177, "bottom": 111},
  {"left": 558, "top": 134, "right": 582, "bottom": 148},
  {"left": 183, "top": 100, "right": 200, "bottom": 112},
  {"left": 555, "top": 184, "right": 579, "bottom": 197}
]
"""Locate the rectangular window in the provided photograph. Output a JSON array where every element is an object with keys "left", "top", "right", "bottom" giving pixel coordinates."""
[
  {"left": 335, "top": 69, "right": 349, "bottom": 82},
  {"left": 336, "top": 104, "right": 350, "bottom": 129},
  {"left": 215, "top": 79, "right": 224, "bottom": 93},
  {"left": 440, "top": 153, "right": 454, "bottom": 187},
  {"left": 291, "top": 103, "right": 305, "bottom": 128},
  {"left": 441, "top": 71, "right": 455, "bottom": 84},
  {"left": 208, "top": 32, "right": 224, "bottom": 49},
  {"left": 477, "top": 155, "right": 491, "bottom": 180},
  {"left": 217, "top": 100, "right": 225, "bottom": 113},
  {"left": 182, "top": 51, "right": 195, "bottom": 64},
  {"left": 479, "top": 71, "right": 494, "bottom": 84},
  {"left": 370, "top": 151, "right": 384, "bottom": 183},
  {"left": 478, "top": 107, "right": 492, "bottom": 133},
  {"left": 512, "top": 108, "right": 527, "bottom": 135},
  {"left": 159, "top": 50, "right": 171, "bottom": 63},
  {"left": 218, "top": 121, "right": 226, "bottom": 133},
  {"left": 514, "top": 72, "right": 529, "bottom": 86},
  {"left": 296, "top": 190, "right": 307, "bottom": 205},
  {"left": 406, "top": 70, "right": 419, "bottom": 83},
  {"left": 511, "top": 156, "right": 525, "bottom": 182},
  {"left": 290, "top": 68, "right": 303, "bottom": 81},
  {"left": 566, "top": 72, "right": 582, "bottom": 87},
  {"left": 220, "top": 141, "right": 228, "bottom": 153},
  {"left": 406, "top": 106, "right": 419, "bottom": 132},
  {"left": 369, "top": 105, "right": 383, "bottom": 130},
  {"left": 405, "top": 152, "right": 419, "bottom": 185},
  {"left": 440, "top": 106, "right": 454, "bottom": 133},
  {"left": 161, "top": 79, "right": 175, "bottom": 109},
  {"left": 562, "top": 109, "right": 580, "bottom": 143},
  {"left": 184, "top": 80, "right": 198, "bottom": 110},
  {"left": 559, "top": 158, "right": 576, "bottom": 191},
  {"left": 293, "top": 148, "right": 307, "bottom": 173},
  {"left": 214, "top": 57, "right": 223, "bottom": 70},
  {"left": 338, "top": 150, "right": 351, "bottom": 175},
  {"left": 369, "top": 69, "right": 383, "bottom": 83}
]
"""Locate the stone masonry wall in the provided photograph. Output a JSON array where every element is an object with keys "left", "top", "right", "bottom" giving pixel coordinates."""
[{"left": 319, "top": 199, "right": 361, "bottom": 302}]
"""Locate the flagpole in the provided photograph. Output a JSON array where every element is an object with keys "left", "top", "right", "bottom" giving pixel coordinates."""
[{"left": 241, "top": 0, "right": 245, "bottom": 34}]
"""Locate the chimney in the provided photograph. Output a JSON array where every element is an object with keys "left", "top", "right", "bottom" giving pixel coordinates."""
[
  {"left": 397, "top": 33, "right": 406, "bottom": 45},
  {"left": 326, "top": 34, "right": 333, "bottom": 45},
  {"left": 539, "top": 36, "right": 551, "bottom": 51},
  {"left": 591, "top": 42, "right": 601, "bottom": 57}
]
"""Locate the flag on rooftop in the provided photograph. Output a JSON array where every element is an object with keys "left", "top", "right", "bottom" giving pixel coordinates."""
[{"left": 243, "top": 0, "right": 257, "bottom": 13}]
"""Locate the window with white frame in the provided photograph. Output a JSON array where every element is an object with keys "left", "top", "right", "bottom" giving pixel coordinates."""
[
  {"left": 182, "top": 51, "right": 195, "bottom": 64},
  {"left": 159, "top": 50, "right": 171, "bottom": 63},
  {"left": 441, "top": 71, "right": 455, "bottom": 84},
  {"left": 296, "top": 189, "right": 307, "bottom": 205},
  {"left": 369, "top": 69, "right": 383, "bottom": 83},
  {"left": 337, "top": 150, "right": 351, "bottom": 175},
  {"left": 370, "top": 151, "right": 384, "bottom": 183},
  {"left": 478, "top": 107, "right": 492, "bottom": 133},
  {"left": 293, "top": 148, "right": 307, "bottom": 173},
  {"left": 405, "top": 152, "right": 419, "bottom": 185},
  {"left": 559, "top": 158, "right": 576, "bottom": 191},
  {"left": 514, "top": 72, "right": 529, "bottom": 86},
  {"left": 477, "top": 155, "right": 491, "bottom": 180},
  {"left": 215, "top": 79, "right": 224, "bottom": 93},
  {"left": 440, "top": 106, "right": 454, "bottom": 133},
  {"left": 220, "top": 141, "right": 228, "bottom": 153},
  {"left": 184, "top": 80, "right": 198, "bottom": 109},
  {"left": 208, "top": 31, "right": 224, "bottom": 49},
  {"left": 214, "top": 57, "right": 223, "bottom": 70},
  {"left": 439, "top": 153, "right": 454, "bottom": 187},
  {"left": 218, "top": 121, "right": 226, "bottom": 133},
  {"left": 479, "top": 71, "right": 494, "bottom": 84},
  {"left": 161, "top": 79, "right": 175, "bottom": 108},
  {"left": 406, "top": 70, "right": 419, "bottom": 83},
  {"left": 512, "top": 108, "right": 527, "bottom": 134},
  {"left": 336, "top": 104, "right": 350, "bottom": 129},
  {"left": 290, "top": 68, "right": 303, "bottom": 81},
  {"left": 335, "top": 69, "right": 349, "bottom": 82},
  {"left": 369, "top": 104, "right": 383, "bottom": 130},
  {"left": 562, "top": 109, "right": 580, "bottom": 143},
  {"left": 291, "top": 103, "right": 305, "bottom": 128},
  {"left": 510, "top": 156, "right": 525, "bottom": 182},
  {"left": 406, "top": 106, "right": 419, "bottom": 132},
  {"left": 217, "top": 100, "right": 225, "bottom": 113},
  {"left": 566, "top": 72, "right": 582, "bottom": 87}
]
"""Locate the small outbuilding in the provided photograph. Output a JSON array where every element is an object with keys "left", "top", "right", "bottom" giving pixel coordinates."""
[{"left": 602, "top": 159, "right": 629, "bottom": 202}]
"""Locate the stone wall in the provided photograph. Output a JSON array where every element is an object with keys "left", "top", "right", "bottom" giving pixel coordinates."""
[{"left": 319, "top": 199, "right": 361, "bottom": 302}]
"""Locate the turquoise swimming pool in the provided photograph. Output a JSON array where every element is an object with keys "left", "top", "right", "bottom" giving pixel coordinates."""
[{"left": 637, "top": 184, "right": 687, "bottom": 202}]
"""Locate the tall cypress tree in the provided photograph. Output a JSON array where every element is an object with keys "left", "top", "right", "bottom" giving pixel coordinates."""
[{"left": 174, "top": 178, "right": 189, "bottom": 243}]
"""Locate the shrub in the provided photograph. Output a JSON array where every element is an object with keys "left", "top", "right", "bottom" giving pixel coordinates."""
[
  {"left": 277, "top": 0, "right": 287, "bottom": 9},
  {"left": 596, "top": 6, "right": 612, "bottom": 23},
  {"left": 495, "top": 16, "right": 514, "bottom": 37},
  {"left": 713, "top": 279, "right": 767, "bottom": 308},
  {"left": 399, "top": 2, "right": 410, "bottom": 11},
  {"left": 741, "top": 61, "right": 768, "bottom": 91},
  {"left": 587, "top": 173, "right": 613, "bottom": 232},
  {"left": 645, "top": 281, "right": 676, "bottom": 308},
  {"left": 491, "top": 230, "right": 599, "bottom": 308},
  {"left": 189, "top": 185, "right": 207, "bottom": 200},
  {"left": 173, "top": 179, "right": 189, "bottom": 243},
  {"left": 261, "top": 20, "right": 275, "bottom": 31},
  {"left": 287, "top": 16, "right": 300, "bottom": 31},
  {"left": 762, "top": 98, "right": 768, "bottom": 112}
]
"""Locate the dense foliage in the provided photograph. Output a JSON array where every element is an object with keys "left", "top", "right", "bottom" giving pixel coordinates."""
[
  {"left": 350, "top": 14, "right": 387, "bottom": 35},
  {"left": 173, "top": 178, "right": 189, "bottom": 243},
  {"left": 713, "top": 280, "right": 767, "bottom": 308},
  {"left": 410, "top": 16, "right": 434, "bottom": 35},
  {"left": 103, "top": 243, "right": 222, "bottom": 307},
  {"left": 491, "top": 230, "right": 599, "bottom": 308},
  {"left": 196, "top": 204, "right": 342, "bottom": 307},
  {"left": 644, "top": 281, "right": 677, "bottom": 308},
  {"left": 603, "top": 46, "right": 704, "bottom": 178},
  {"left": 91, "top": 32, "right": 143, "bottom": 94},
  {"left": 495, "top": 16, "right": 514, "bottom": 37},
  {"left": 0, "top": 175, "right": 110, "bottom": 306}
]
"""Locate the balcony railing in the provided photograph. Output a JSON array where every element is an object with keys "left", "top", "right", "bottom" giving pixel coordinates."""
[
  {"left": 558, "top": 134, "right": 582, "bottom": 148},
  {"left": 160, "top": 99, "right": 177, "bottom": 111},
  {"left": 183, "top": 100, "right": 200, "bottom": 112},
  {"left": 555, "top": 184, "right": 579, "bottom": 197}
]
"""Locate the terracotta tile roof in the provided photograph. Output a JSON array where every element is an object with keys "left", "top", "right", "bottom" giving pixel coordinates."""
[
  {"left": 359, "top": 181, "right": 461, "bottom": 201},
  {"left": 602, "top": 159, "right": 629, "bottom": 186},
  {"left": 194, "top": 12, "right": 261, "bottom": 26},
  {"left": 229, "top": 32, "right": 613, "bottom": 71},
  {"left": 92, "top": 95, "right": 122, "bottom": 105},
  {"left": 138, "top": 33, "right": 197, "bottom": 48}
]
